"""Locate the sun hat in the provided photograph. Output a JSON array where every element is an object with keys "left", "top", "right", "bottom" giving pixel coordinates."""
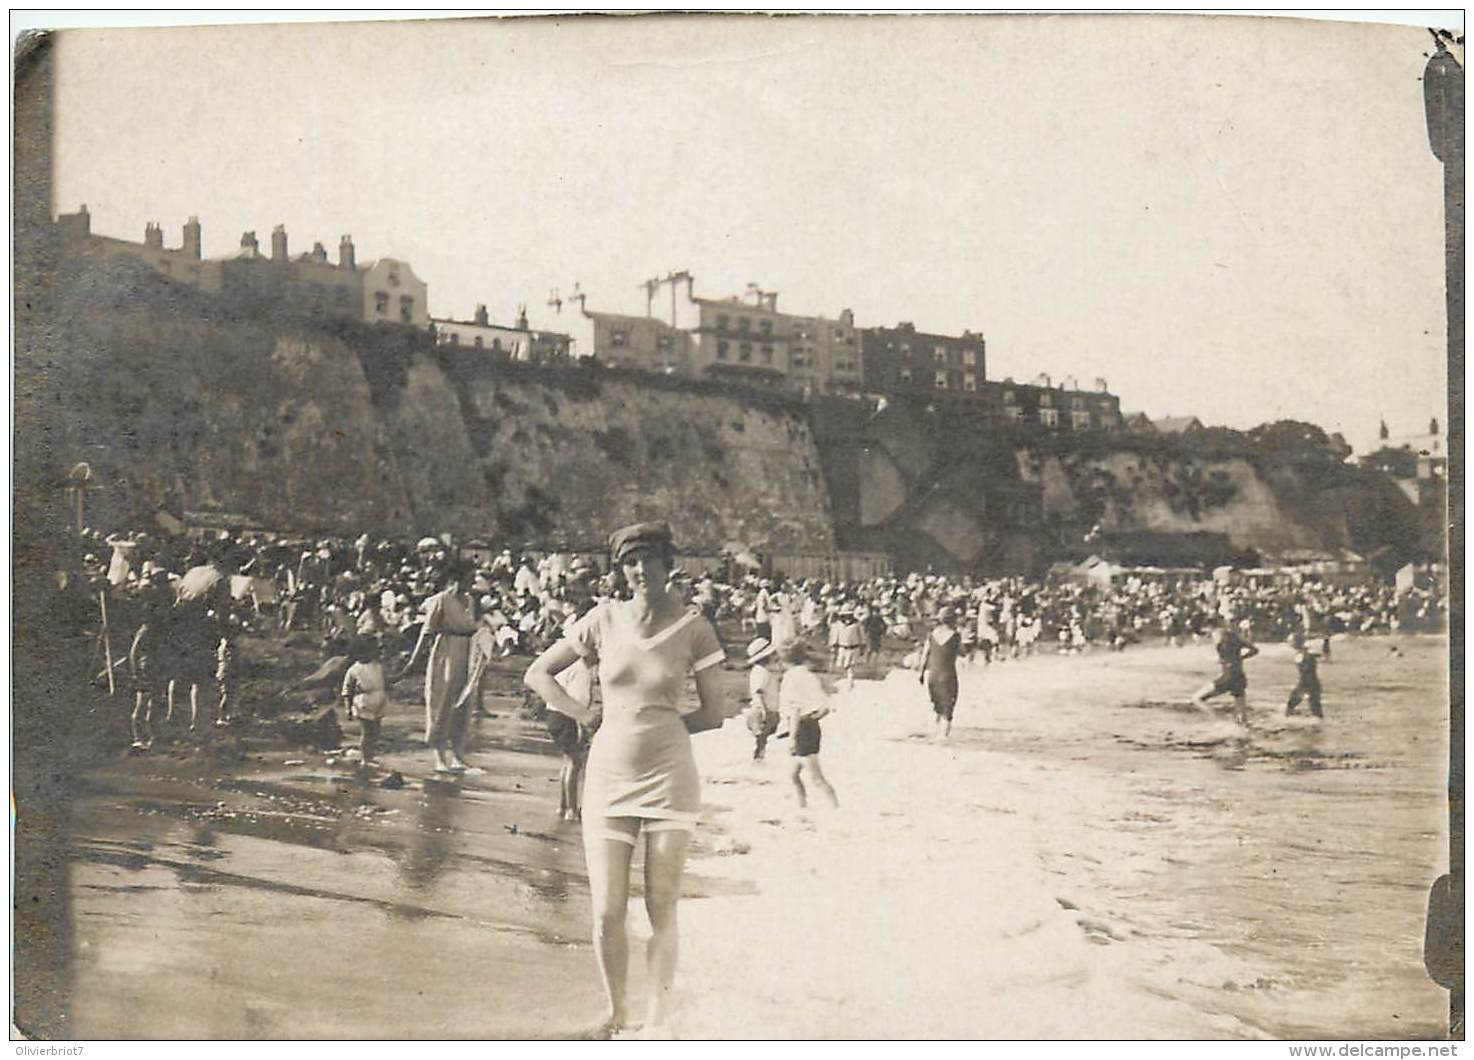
[{"left": 746, "top": 637, "right": 775, "bottom": 665}]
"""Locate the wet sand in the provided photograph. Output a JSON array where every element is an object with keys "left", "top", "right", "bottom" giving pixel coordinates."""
[{"left": 53, "top": 634, "right": 1449, "bottom": 1039}]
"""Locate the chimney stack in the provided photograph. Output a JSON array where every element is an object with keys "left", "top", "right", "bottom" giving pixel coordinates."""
[
  {"left": 516, "top": 305, "right": 529, "bottom": 330},
  {"left": 271, "top": 224, "right": 288, "bottom": 262},
  {"left": 474, "top": 304, "right": 489, "bottom": 327},
  {"left": 144, "top": 222, "right": 163, "bottom": 250},
  {"left": 183, "top": 216, "right": 201, "bottom": 260},
  {"left": 310, "top": 241, "right": 328, "bottom": 264},
  {"left": 240, "top": 231, "right": 259, "bottom": 257},
  {"left": 339, "top": 235, "right": 355, "bottom": 270}
]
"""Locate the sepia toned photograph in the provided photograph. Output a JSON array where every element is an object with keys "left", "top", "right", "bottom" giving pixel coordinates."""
[{"left": 10, "top": 10, "right": 1462, "bottom": 1042}]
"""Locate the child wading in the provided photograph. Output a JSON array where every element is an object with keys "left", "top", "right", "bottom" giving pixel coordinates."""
[
  {"left": 341, "top": 637, "right": 390, "bottom": 768},
  {"left": 778, "top": 640, "right": 838, "bottom": 811},
  {"left": 744, "top": 636, "right": 780, "bottom": 761},
  {"left": 1285, "top": 635, "right": 1323, "bottom": 718}
]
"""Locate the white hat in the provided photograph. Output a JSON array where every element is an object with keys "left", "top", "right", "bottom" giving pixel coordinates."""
[{"left": 746, "top": 637, "right": 775, "bottom": 665}]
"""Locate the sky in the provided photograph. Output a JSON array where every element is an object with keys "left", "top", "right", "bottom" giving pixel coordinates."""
[{"left": 49, "top": 13, "right": 1457, "bottom": 447}]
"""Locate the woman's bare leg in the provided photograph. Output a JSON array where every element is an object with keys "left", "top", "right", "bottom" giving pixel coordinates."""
[
  {"left": 790, "top": 759, "right": 807, "bottom": 808},
  {"left": 643, "top": 828, "right": 690, "bottom": 1033},
  {"left": 585, "top": 823, "right": 637, "bottom": 1034}
]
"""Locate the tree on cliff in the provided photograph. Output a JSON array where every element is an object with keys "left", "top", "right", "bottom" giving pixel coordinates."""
[{"left": 1247, "top": 419, "right": 1349, "bottom": 459}]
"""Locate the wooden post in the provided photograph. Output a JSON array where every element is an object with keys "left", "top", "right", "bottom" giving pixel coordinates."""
[{"left": 98, "top": 590, "right": 115, "bottom": 696}]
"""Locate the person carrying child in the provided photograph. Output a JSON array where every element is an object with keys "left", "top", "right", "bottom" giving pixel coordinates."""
[
  {"left": 778, "top": 639, "right": 839, "bottom": 811},
  {"left": 341, "top": 636, "right": 390, "bottom": 768}
]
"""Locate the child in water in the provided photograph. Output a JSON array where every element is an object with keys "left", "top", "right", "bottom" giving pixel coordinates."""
[
  {"left": 1285, "top": 635, "right": 1323, "bottom": 719},
  {"left": 779, "top": 639, "right": 839, "bottom": 811}
]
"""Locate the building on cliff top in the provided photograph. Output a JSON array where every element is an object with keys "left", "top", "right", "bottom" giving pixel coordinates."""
[
  {"left": 55, "top": 206, "right": 429, "bottom": 329},
  {"left": 432, "top": 303, "right": 573, "bottom": 363},
  {"left": 583, "top": 274, "right": 862, "bottom": 396},
  {"left": 1152, "top": 415, "right": 1204, "bottom": 435}
]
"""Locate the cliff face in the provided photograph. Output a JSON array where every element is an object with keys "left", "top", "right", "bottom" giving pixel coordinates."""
[
  {"left": 21, "top": 261, "right": 1419, "bottom": 570},
  {"left": 812, "top": 399, "right": 1423, "bottom": 572},
  {"left": 22, "top": 261, "right": 834, "bottom": 551}
]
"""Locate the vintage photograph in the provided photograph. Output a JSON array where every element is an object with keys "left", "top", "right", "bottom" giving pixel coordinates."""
[{"left": 11, "top": 11, "right": 1461, "bottom": 1042}]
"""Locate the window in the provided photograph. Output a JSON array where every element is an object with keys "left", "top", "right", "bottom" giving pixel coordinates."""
[
  {"left": 388, "top": 269, "right": 400, "bottom": 287},
  {"left": 716, "top": 314, "right": 730, "bottom": 330},
  {"left": 1040, "top": 393, "right": 1053, "bottom": 407},
  {"left": 900, "top": 368, "right": 912, "bottom": 383},
  {"left": 963, "top": 349, "right": 976, "bottom": 367},
  {"left": 450, "top": 332, "right": 460, "bottom": 345},
  {"left": 1072, "top": 396, "right": 1086, "bottom": 410},
  {"left": 717, "top": 340, "right": 729, "bottom": 360},
  {"left": 473, "top": 336, "right": 484, "bottom": 349},
  {"left": 934, "top": 370, "right": 948, "bottom": 388},
  {"left": 933, "top": 348, "right": 947, "bottom": 364},
  {"left": 1041, "top": 408, "right": 1060, "bottom": 427},
  {"left": 900, "top": 343, "right": 911, "bottom": 357},
  {"left": 759, "top": 319, "right": 773, "bottom": 335},
  {"left": 611, "top": 328, "right": 628, "bottom": 347},
  {"left": 374, "top": 291, "right": 389, "bottom": 314},
  {"left": 334, "top": 286, "right": 350, "bottom": 304},
  {"left": 739, "top": 343, "right": 752, "bottom": 363},
  {"left": 657, "top": 334, "right": 673, "bottom": 352},
  {"left": 1073, "top": 411, "right": 1092, "bottom": 429},
  {"left": 738, "top": 317, "right": 751, "bottom": 333},
  {"left": 793, "top": 351, "right": 808, "bottom": 368},
  {"left": 1003, "top": 389, "right": 1014, "bottom": 403},
  {"left": 834, "top": 328, "right": 845, "bottom": 341},
  {"left": 963, "top": 376, "right": 977, "bottom": 391},
  {"left": 761, "top": 345, "right": 774, "bottom": 364},
  {"left": 400, "top": 295, "right": 414, "bottom": 322},
  {"left": 1006, "top": 405, "right": 1022, "bottom": 422}
]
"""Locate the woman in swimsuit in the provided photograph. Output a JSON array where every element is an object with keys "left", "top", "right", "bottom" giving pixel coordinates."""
[
  {"left": 918, "top": 605, "right": 962, "bottom": 739},
  {"left": 525, "top": 522, "right": 731, "bottom": 1038}
]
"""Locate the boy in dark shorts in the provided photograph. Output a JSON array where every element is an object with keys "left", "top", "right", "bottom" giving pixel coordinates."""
[
  {"left": 1285, "top": 636, "right": 1323, "bottom": 718},
  {"left": 778, "top": 640, "right": 838, "bottom": 811},
  {"left": 1193, "top": 624, "right": 1259, "bottom": 725}
]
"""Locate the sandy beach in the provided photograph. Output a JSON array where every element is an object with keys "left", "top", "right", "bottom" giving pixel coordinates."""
[{"left": 51, "top": 633, "right": 1448, "bottom": 1040}]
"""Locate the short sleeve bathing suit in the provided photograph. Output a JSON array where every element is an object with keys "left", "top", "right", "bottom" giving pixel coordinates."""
[
  {"left": 924, "top": 626, "right": 962, "bottom": 720},
  {"left": 561, "top": 602, "right": 725, "bottom": 830}
]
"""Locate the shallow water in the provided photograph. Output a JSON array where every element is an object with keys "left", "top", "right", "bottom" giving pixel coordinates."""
[
  {"left": 51, "top": 635, "right": 1449, "bottom": 1039},
  {"left": 878, "top": 634, "right": 1451, "bottom": 1038}
]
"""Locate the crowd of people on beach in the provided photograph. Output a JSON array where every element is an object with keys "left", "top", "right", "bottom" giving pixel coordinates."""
[{"left": 55, "top": 523, "right": 1445, "bottom": 759}]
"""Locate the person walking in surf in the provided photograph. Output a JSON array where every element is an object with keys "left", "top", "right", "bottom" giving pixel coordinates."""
[{"left": 1192, "top": 623, "right": 1259, "bottom": 725}]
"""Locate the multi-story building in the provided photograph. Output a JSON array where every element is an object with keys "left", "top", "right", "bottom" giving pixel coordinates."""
[
  {"left": 56, "top": 207, "right": 429, "bottom": 329},
  {"left": 584, "top": 309, "right": 694, "bottom": 375},
  {"left": 862, "top": 318, "right": 1119, "bottom": 430},
  {"left": 582, "top": 275, "right": 861, "bottom": 395},
  {"left": 680, "top": 290, "right": 863, "bottom": 396},
  {"left": 983, "top": 375, "right": 1121, "bottom": 431},
  {"left": 861, "top": 322, "right": 987, "bottom": 399},
  {"left": 433, "top": 304, "right": 573, "bottom": 363},
  {"left": 57, "top": 205, "right": 221, "bottom": 292}
]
